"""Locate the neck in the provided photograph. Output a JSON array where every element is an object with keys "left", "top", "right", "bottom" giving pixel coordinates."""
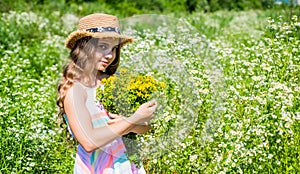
[{"left": 96, "top": 71, "right": 110, "bottom": 81}]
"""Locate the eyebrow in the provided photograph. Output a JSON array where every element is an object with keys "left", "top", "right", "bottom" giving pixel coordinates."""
[{"left": 98, "top": 41, "right": 119, "bottom": 47}]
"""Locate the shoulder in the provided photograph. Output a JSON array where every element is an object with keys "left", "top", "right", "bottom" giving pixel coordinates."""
[{"left": 65, "top": 82, "right": 88, "bottom": 103}]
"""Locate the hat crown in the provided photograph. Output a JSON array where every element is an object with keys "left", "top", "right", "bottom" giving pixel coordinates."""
[
  {"left": 65, "top": 13, "right": 133, "bottom": 50},
  {"left": 78, "top": 13, "right": 120, "bottom": 31}
]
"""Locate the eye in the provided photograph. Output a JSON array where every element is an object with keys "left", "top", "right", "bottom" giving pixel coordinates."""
[{"left": 98, "top": 44, "right": 108, "bottom": 50}]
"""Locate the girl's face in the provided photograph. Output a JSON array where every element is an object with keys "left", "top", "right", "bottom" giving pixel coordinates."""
[{"left": 94, "top": 38, "right": 119, "bottom": 71}]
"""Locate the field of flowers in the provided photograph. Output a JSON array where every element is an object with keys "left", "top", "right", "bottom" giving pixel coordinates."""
[{"left": 0, "top": 9, "right": 299, "bottom": 173}]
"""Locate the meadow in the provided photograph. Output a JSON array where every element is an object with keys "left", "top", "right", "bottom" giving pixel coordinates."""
[{"left": 0, "top": 7, "right": 299, "bottom": 174}]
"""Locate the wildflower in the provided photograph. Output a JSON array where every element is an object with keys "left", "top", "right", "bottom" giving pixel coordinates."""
[
  {"left": 165, "top": 115, "right": 171, "bottom": 122},
  {"left": 189, "top": 154, "right": 198, "bottom": 162},
  {"left": 202, "top": 88, "right": 210, "bottom": 94},
  {"left": 251, "top": 76, "right": 261, "bottom": 82},
  {"left": 267, "top": 154, "right": 273, "bottom": 159}
]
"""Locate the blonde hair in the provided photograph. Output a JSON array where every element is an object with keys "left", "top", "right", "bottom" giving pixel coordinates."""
[{"left": 57, "top": 36, "right": 121, "bottom": 120}]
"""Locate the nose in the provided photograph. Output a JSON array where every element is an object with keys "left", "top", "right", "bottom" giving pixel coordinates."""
[{"left": 104, "top": 51, "right": 113, "bottom": 59}]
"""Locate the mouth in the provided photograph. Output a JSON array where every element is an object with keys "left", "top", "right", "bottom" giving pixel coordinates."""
[{"left": 100, "top": 60, "right": 109, "bottom": 66}]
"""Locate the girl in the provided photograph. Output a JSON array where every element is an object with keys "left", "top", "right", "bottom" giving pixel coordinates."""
[{"left": 57, "top": 13, "right": 157, "bottom": 174}]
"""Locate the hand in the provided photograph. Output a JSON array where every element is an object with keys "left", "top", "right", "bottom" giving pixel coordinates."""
[
  {"left": 107, "top": 113, "right": 123, "bottom": 125},
  {"left": 128, "top": 99, "right": 158, "bottom": 125},
  {"left": 107, "top": 113, "right": 150, "bottom": 135},
  {"left": 107, "top": 113, "right": 132, "bottom": 135}
]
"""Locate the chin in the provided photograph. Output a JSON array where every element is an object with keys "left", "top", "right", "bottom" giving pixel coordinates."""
[{"left": 97, "top": 66, "right": 105, "bottom": 71}]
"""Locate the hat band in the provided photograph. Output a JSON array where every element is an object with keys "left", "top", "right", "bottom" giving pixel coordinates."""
[{"left": 85, "top": 27, "right": 121, "bottom": 34}]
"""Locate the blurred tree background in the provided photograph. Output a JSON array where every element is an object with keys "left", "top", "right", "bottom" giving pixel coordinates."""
[{"left": 1, "top": 0, "right": 299, "bottom": 17}]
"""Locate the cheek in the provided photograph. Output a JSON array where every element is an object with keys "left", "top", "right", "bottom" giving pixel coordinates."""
[
  {"left": 94, "top": 51, "right": 104, "bottom": 59},
  {"left": 108, "top": 55, "right": 117, "bottom": 65}
]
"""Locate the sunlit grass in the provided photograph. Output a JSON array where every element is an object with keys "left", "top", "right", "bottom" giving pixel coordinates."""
[{"left": 0, "top": 10, "right": 299, "bottom": 173}]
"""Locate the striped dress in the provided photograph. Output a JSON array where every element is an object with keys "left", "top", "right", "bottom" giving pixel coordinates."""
[{"left": 64, "top": 81, "right": 146, "bottom": 174}]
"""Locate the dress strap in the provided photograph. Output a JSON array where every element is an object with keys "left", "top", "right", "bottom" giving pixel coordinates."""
[{"left": 73, "top": 80, "right": 89, "bottom": 89}]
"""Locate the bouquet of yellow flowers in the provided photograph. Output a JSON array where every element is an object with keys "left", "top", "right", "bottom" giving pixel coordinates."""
[
  {"left": 96, "top": 67, "right": 166, "bottom": 116},
  {"left": 96, "top": 68, "right": 166, "bottom": 166}
]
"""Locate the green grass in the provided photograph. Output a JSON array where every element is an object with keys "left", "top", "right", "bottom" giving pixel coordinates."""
[{"left": 1, "top": 6, "right": 299, "bottom": 174}]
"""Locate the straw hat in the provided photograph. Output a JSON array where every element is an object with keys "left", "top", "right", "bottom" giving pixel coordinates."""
[{"left": 65, "top": 13, "right": 133, "bottom": 49}]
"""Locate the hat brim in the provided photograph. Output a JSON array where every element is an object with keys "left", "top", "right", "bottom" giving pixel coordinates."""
[{"left": 65, "top": 31, "right": 133, "bottom": 49}]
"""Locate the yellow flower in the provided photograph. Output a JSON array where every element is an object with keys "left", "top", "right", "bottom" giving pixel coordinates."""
[{"left": 96, "top": 67, "right": 166, "bottom": 114}]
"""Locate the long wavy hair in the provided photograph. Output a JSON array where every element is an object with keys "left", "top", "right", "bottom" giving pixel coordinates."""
[{"left": 57, "top": 36, "right": 121, "bottom": 123}]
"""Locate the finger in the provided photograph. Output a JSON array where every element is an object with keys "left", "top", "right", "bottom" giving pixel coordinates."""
[
  {"left": 147, "top": 99, "right": 157, "bottom": 107},
  {"left": 149, "top": 114, "right": 154, "bottom": 119},
  {"left": 108, "top": 117, "right": 124, "bottom": 124},
  {"left": 148, "top": 103, "right": 158, "bottom": 111},
  {"left": 151, "top": 102, "right": 158, "bottom": 110},
  {"left": 109, "top": 113, "right": 120, "bottom": 119},
  {"left": 107, "top": 119, "right": 115, "bottom": 125}
]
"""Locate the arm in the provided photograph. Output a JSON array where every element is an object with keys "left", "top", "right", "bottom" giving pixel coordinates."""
[
  {"left": 131, "top": 124, "right": 151, "bottom": 134},
  {"left": 64, "top": 83, "right": 157, "bottom": 152},
  {"left": 64, "top": 83, "right": 135, "bottom": 152},
  {"left": 108, "top": 113, "right": 151, "bottom": 134}
]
